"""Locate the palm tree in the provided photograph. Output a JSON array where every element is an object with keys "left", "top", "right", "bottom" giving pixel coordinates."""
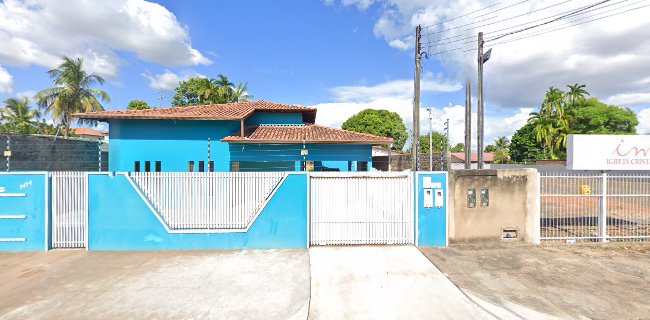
[
  {"left": 35, "top": 56, "right": 110, "bottom": 137},
  {"left": 494, "top": 136, "right": 510, "bottom": 151},
  {"left": 1, "top": 97, "right": 41, "bottom": 133},
  {"left": 566, "top": 83, "right": 589, "bottom": 107},
  {"left": 231, "top": 82, "right": 253, "bottom": 102}
]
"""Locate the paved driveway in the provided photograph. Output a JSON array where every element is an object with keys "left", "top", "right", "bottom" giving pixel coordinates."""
[
  {"left": 308, "top": 246, "right": 493, "bottom": 319},
  {"left": 0, "top": 250, "right": 310, "bottom": 320}
]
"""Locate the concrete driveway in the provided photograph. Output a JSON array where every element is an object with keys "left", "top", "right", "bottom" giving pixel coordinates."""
[
  {"left": 0, "top": 250, "right": 310, "bottom": 320},
  {"left": 308, "top": 246, "right": 493, "bottom": 319}
]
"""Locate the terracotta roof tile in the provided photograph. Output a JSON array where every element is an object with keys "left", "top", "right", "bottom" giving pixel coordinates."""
[
  {"left": 222, "top": 125, "right": 393, "bottom": 144},
  {"left": 451, "top": 152, "right": 495, "bottom": 162},
  {"left": 72, "top": 100, "right": 317, "bottom": 122},
  {"left": 70, "top": 128, "right": 108, "bottom": 137}
]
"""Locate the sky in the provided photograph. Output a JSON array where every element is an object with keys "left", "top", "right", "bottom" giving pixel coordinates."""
[{"left": 0, "top": 0, "right": 649, "bottom": 150}]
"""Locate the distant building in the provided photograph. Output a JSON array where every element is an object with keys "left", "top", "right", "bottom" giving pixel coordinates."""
[
  {"left": 70, "top": 128, "right": 109, "bottom": 142},
  {"left": 450, "top": 152, "right": 494, "bottom": 170}
]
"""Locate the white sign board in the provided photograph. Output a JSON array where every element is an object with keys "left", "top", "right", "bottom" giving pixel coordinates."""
[{"left": 567, "top": 135, "right": 650, "bottom": 170}]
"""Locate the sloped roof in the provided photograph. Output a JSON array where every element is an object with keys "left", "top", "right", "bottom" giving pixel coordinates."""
[
  {"left": 222, "top": 125, "right": 394, "bottom": 144},
  {"left": 70, "top": 128, "right": 108, "bottom": 137},
  {"left": 451, "top": 152, "right": 495, "bottom": 163},
  {"left": 72, "top": 100, "right": 317, "bottom": 122}
]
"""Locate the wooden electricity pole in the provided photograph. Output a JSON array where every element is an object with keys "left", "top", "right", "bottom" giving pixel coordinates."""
[
  {"left": 477, "top": 32, "right": 485, "bottom": 169},
  {"left": 412, "top": 25, "right": 422, "bottom": 171}
]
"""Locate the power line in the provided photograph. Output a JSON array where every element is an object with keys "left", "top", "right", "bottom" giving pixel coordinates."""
[
  {"left": 422, "top": 1, "right": 503, "bottom": 29},
  {"left": 486, "top": 0, "right": 611, "bottom": 42}
]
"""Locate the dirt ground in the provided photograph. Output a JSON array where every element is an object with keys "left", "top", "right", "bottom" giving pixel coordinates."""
[{"left": 420, "top": 242, "right": 650, "bottom": 320}]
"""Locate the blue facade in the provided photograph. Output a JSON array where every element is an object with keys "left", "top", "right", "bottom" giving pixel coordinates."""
[
  {"left": 0, "top": 173, "right": 48, "bottom": 251},
  {"left": 416, "top": 172, "right": 448, "bottom": 246},
  {"left": 87, "top": 173, "right": 308, "bottom": 250},
  {"left": 108, "top": 112, "right": 374, "bottom": 172}
]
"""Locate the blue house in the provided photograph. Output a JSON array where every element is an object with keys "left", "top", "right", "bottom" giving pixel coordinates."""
[{"left": 74, "top": 101, "right": 393, "bottom": 172}]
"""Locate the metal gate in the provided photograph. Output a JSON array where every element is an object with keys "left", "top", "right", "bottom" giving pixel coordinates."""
[
  {"left": 540, "top": 171, "right": 650, "bottom": 242},
  {"left": 309, "top": 172, "right": 414, "bottom": 245},
  {"left": 51, "top": 172, "right": 87, "bottom": 248}
]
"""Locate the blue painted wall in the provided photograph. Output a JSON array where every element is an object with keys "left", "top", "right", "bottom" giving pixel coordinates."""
[
  {"left": 87, "top": 173, "right": 308, "bottom": 250},
  {"left": 109, "top": 119, "right": 240, "bottom": 172},
  {"left": 246, "top": 112, "right": 304, "bottom": 125},
  {"left": 417, "top": 173, "right": 448, "bottom": 247},
  {"left": 0, "top": 173, "right": 48, "bottom": 251},
  {"left": 229, "top": 144, "right": 373, "bottom": 172}
]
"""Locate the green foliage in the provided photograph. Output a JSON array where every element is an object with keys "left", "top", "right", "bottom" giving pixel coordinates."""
[
  {"left": 567, "top": 98, "right": 638, "bottom": 134},
  {"left": 35, "top": 56, "right": 110, "bottom": 137},
  {"left": 418, "top": 132, "right": 448, "bottom": 153},
  {"left": 0, "top": 97, "right": 58, "bottom": 135},
  {"left": 450, "top": 143, "right": 464, "bottom": 153},
  {"left": 127, "top": 100, "right": 151, "bottom": 110},
  {"left": 509, "top": 122, "right": 544, "bottom": 162},
  {"left": 520, "top": 83, "right": 638, "bottom": 160},
  {"left": 484, "top": 145, "right": 497, "bottom": 153},
  {"left": 171, "top": 75, "right": 253, "bottom": 107},
  {"left": 341, "top": 109, "right": 408, "bottom": 150}
]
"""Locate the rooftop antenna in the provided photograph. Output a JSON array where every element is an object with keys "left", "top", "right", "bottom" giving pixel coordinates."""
[{"left": 155, "top": 90, "right": 166, "bottom": 108}]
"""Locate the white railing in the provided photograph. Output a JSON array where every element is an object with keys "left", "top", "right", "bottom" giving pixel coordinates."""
[
  {"left": 309, "top": 172, "right": 414, "bottom": 245},
  {"left": 131, "top": 172, "right": 285, "bottom": 230},
  {"left": 51, "top": 172, "right": 87, "bottom": 248},
  {"left": 540, "top": 172, "right": 650, "bottom": 242}
]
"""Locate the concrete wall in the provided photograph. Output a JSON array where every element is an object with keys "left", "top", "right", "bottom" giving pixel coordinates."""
[
  {"left": 0, "top": 134, "right": 107, "bottom": 171},
  {"left": 87, "top": 173, "right": 309, "bottom": 250},
  {"left": 448, "top": 169, "right": 539, "bottom": 244},
  {"left": 0, "top": 173, "right": 48, "bottom": 251}
]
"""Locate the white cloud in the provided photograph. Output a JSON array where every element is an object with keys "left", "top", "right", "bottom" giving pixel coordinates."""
[
  {"left": 16, "top": 90, "right": 36, "bottom": 100},
  {"left": 604, "top": 93, "right": 650, "bottom": 107},
  {"left": 333, "top": 0, "right": 650, "bottom": 109},
  {"left": 329, "top": 72, "right": 461, "bottom": 102},
  {"left": 637, "top": 108, "right": 650, "bottom": 134},
  {"left": 141, "top": 70, "right": 205, "bottom": 90},
  {"left": 0, "top": 0, "right": 211, "bottom": 80},
  {"left": 312, "top": 76, "right": 525, "bottom": 149},
  {"left": 0, "top": 65, "right": 12, "bottom": 93}
]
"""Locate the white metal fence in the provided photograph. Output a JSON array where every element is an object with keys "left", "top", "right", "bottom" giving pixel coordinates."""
[
  {"left": 51, "top": 172, "right": 87, "bottom": 248},
  {"left": 131, "top": 172, "right": 285, "bottom": 230},
  {"left": 540, "top": 172, "right": 650, "bottom": 242},
  {"left": 309, "top": 172, "right": 414, "bottom": 245}
]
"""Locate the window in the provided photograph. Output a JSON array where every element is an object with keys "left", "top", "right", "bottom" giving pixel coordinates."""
[
  {"left": 155, "top": 161, "right": 162, "bottom": 172},
  {"left": 208, "top": 161, "right": 214, "bottom": 172},
  {"left": 358, "top": 161, "right": 368, "bottom": 172},
  {"left": 188, "top": 161, "right": 194, "bottom": 172},
  {"left": 198, "top": 161, "right": 205, "bottom": 172},
  {"left": 144, "top": 161, "right": 151, "bottom": 172},
  {"left": 348, "top": 161, "right": 353, "bottom": 172},
  {"left": 134, "top": 161, "right": 141, "bottom": 172}
]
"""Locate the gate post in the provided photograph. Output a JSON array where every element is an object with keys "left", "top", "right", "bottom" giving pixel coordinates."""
[{"left": 600, "top": 172, "right": 608, "bottom": 242}]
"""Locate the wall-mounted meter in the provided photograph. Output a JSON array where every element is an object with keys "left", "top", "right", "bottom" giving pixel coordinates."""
[
  {"left": 424, "top": 189, "right": 433, "bottom": 208},
  {"left": 434, "top": 189, "right": 444, "bottom": 208}
]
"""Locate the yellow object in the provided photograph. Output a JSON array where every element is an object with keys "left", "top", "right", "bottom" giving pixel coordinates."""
[{"left": 579, "top": 185, "right": 591, "bottom": 195}]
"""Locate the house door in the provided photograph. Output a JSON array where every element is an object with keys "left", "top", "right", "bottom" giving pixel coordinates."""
[{"left": 309, "top": 172, "right": 414, "bottom": 245}]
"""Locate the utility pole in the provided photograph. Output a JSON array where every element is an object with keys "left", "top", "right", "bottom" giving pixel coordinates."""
[
  {"left": 412, "top": 25, "right": 422, "bottom": 171},
  {"left": 428, "top": 108, "right": 433, "bottom": 171},
  {"left": 477, "top": 32, "right": 484, "bottom": 169},
  {"left": 464, "top": 80, "right": 471, "bottom": 169},
  {"left": 155, "top": 90, "right": 166, "bottom": 108},
  {"left": 444, "top": 118, "right": 450, "bottom": 171}
]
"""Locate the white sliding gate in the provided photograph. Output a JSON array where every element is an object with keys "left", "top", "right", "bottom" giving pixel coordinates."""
[
  {"left": 51, "top": 172, "right": 87, "bottom": 248},
  {"left": 309, "top": 172, "right": 414, "bottom": 245}
]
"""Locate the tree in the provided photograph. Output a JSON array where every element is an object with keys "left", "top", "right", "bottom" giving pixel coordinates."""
[
  {"left": 128, "top": 100, "right": 151, "bottom": 110},
  {"left": 171, "top": 75, "right": 253, "bottom": 106},
  {"left": 35, "top": 56, "right": 110, "bottom": 137},
  {"left": 566, "top": 83, "right": 589, "bottom": 107},
  {"left": 509, "top": 123, "right": 544, "bottom": 162},
  {"left": 567, "top": 98, "right": 637, "bottom": 134},
  {"left": 0, "top": 97, "right": 41, "bottom": 134},
  {"left": 341, "top": 109, "right": 408, "bottom": 150},
  {"left": 450, "top": 143, "right": 464, "bottom": 153},
  {"left": 484, "top": 145, "right": 497, "bottom": 153},
  {"left": 418, "top": 132, "right": 448, "bottom": 153}
]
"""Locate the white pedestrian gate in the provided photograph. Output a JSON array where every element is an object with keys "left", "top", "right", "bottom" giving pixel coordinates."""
[
  {"left": 309, "top": 172, "right": 414, "bottom": 245},
  {"left": 51, "top": 172, "right": 87, "bottom": 248}
]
